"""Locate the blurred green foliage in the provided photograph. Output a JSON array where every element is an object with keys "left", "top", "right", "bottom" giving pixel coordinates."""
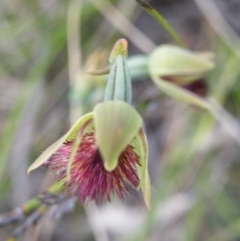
[{"left": 1, "top": 0, "right": 240, "bottom": 241}]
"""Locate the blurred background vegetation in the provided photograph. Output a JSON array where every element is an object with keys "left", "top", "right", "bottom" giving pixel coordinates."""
[{"left": 1, "top": 0, "right": 240, "bottom": 240}]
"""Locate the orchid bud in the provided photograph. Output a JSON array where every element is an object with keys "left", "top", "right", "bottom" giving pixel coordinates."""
[
  {"left": 148, "top": 44, "right": 215, "bottom": 86},
  {"left": 104, "top": 39, "right": 132, "bottom": 104},
  {"left": 148, "top": 44, "right": 215, "bottom": 109}
]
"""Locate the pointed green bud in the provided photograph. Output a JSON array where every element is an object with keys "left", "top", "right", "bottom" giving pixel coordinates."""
[
  {"left": 104, "top": 55, "right": 132, "bottom": 104},
  {"left": 93, "top": 101, "right": 142, "bottom": 171},
  {"left": 148, "top": 44, "right": 215, "bottom": 85},
  {"left": 86, "top": 39, "right": 129, "bottom": 76},
  {"left": 109, "top": 38, "right": 128, "bottom": 64}
]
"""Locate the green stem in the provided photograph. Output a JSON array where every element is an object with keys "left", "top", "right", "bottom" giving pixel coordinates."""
[
  {"left": 136, "top": 0, "right": 185, "bottom": 47},
  {"left": 22, "top": 181, "right": 64, "bottom": 215}
]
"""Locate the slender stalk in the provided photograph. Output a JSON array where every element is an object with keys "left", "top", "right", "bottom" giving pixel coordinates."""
[
  {"left": 135, "top": 0, "right": 184, "bottom": 47},
  {"left": 22, "top": 181, "right": 64, "bottom": 215},
  {"left": 12, "top": 205, "right": 47, "bottom": 239},
  {"left": 0, "top": 181, "right": 64, "bottom": 228}
]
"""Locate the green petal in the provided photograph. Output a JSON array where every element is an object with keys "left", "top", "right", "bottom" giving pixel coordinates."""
[
  {"left": 133, "top": 128, "right": 151, "bottom": 209},
  {"left": 151, "top": 76, "right": 211, "bottom": 110},
  {"left": 93, "top": 101, "right": 142, "bottom": 171},
  {"left": 65, "top": 113, "right": 93, "bottom": 141},
  {"left": 27, "top": 113, "right": 93, "bottom": 173},
  {"left": 148, "top": 44, "right": 215, "bottom": 84}
]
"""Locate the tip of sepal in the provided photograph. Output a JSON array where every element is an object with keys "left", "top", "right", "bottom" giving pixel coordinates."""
[
  {"left": 27, "top": 135, "right": 67, "bottom": 174},
  {"left": 103, "top": 157, "right": 118, "bottom": 171},
  {"left": 133, "top": 127, "right": 151, "bottom": 210},
  {"left": 142, "top": 173, "right": 151, "bottom": 210}
]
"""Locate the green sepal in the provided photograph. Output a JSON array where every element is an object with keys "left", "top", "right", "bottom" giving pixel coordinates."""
[
  {"left": 93, "top": 101, "right": 142, "bottom": 171},
  {"left": 27, "top": 113, "right": 93, "bottom": 173},
  {"left": 148, "top": 44, "right": 215, "bottom": 85},
  {"left": 65, "top": 113, "right": 93, "bottom": 141},
  {"left": 66, "top": 117, "right": 94, "bottom": 180},
  {"left": 151, "top": 75, "right": 211, "bottom": 110},
  {"left": 133, "top": 128, "right": 151, "bottom": 209}
]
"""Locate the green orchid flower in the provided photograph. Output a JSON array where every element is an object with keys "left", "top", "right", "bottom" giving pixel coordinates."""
[
  {"left": 28, "top": 39, "right": 151, "bottom": 209},
  {"left": 28, "top": 101, "right": 150, "bottom": 209}
]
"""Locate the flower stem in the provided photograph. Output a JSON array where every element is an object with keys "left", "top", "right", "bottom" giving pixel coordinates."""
[
  {"left": 135, "top": 0, "right": 185, "bottom": 47},
  {"left": 0, "top": 181, "right": 65, "bottom": 228},
  {"left": 22, "top": 181, "right": 64, "bottom": 215}
]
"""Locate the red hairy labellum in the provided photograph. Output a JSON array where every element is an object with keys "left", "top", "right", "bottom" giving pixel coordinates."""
[{"left": 44, "top": 133, "right": 140, "bottom": 203}]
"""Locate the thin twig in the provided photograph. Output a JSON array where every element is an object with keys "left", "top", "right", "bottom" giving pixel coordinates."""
[
  {"left": 0, "top": 208, "right": 25, "bottom": 227},
  {"left": 11, "top": 206, "right": 47, "bottom": 239},
  {"left": 0, "top": 181, "right": 64, "bottom": 228}
]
